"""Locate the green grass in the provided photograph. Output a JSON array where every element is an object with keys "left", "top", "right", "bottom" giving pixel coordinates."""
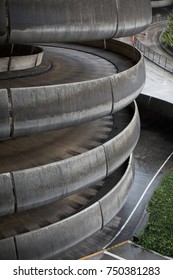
[{"left": 137, "top": 167, "right": 173, "bottom": 257}]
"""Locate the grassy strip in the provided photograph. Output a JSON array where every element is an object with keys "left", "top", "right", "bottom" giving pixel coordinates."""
[{"left": 137, "top": 168, "right": 173, "bottom": 257}]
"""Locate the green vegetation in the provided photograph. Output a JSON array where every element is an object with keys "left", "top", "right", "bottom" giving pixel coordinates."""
[
  {"left": 137, "top": 168, "right": 173, "bottom": 257},
  {"left": 161, "top": 13, "right": 173, "bottom": 48}
]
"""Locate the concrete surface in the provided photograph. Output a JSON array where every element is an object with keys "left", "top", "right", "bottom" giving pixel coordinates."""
[
  {"left": 82, "top": 240, "right": 171, "bottom": 260},
  {"left": 0, "top": 0, "right": 151, "bottom": 44}
]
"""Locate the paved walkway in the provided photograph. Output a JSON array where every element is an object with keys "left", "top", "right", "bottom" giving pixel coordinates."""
[{"left": 82, "top": 241, "right": 171, "bottom": 260}]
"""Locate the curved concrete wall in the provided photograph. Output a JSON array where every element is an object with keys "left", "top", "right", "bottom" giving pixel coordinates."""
[
  {"left": 0, "top": 103, "right": 140, "bottom": 216},
  {"left": 16, "top": 203, "right": 103, "bottom": 260},
  {"left": 0, "top": 0, "right": 151, "bottom": 44},
  {"left": 0, "top": 156, "right": 134, "bottom": 259},
  {"left": 0, "top": 238, "right": 17, "bottom": 260},
  {"left": 115, "top": 0, "right": 152, "bottom": 37},
  {"left": 104, "top": 103, "right": 140, "bottom": 175},
  {"left": 0, "top": 173, "right": 15, "bottom": 216},
  {"left": 100, "top": 155, "right": 135, "bottom": 226},
  {"left": 106, "top": 40, "right": 146, "bottom": 113},
  {"left": 0, "top": 40, "right": 145, "bottom": 140},
  {"left": 0, "top": 89, "right": 10, "bottom": 139},
  {"left": 151, "top": 0, "right": 173, "bottom": 7},
  {"left": 0, "top": 46, "right": 44, "bottom": 72},
  {"left": 10, "top": 78, "right": 113, "bottom": 137},
  {"left": 13, "top": 147, "right": 107, "bottom": 212}
]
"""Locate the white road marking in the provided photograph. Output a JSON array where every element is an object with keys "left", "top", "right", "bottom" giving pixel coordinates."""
[
  {"left": 104, "top": 251, "right": 126, "bottom": 260},
  {"left": 103, "top": 152, "right": 173, "bottom": 249}
]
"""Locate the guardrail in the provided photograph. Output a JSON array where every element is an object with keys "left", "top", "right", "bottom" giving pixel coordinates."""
[
  {"left": 152, "top": 14, "right": 169, "bottom": 23},
  {"left": 134, "top": 37, "right": 173, "bottom": 73}
]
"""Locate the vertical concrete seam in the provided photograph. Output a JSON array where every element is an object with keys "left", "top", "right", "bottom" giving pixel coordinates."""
[
  {"left": 10, "top": 172, "right": 17, "bottom": 213},
  {"left": 7, "top": 88, "right": 14, "bottom": 137},
  {"left": 102, "top": 144, "right": 109, "bottom": 177},
  {"left": 13, "top": 236, "right": 19, "bottom": 260},
  {"left": 98, "top": 201, "right": 104, "bottom": 229},
  {"left": 112, "top": 0, "right": 119, "bottom": 38},
  {"left": 108, "top": 77, "right": 115, "bottom": 115}
]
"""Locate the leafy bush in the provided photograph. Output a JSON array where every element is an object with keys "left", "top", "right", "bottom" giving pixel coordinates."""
[{"left": 161, "top": 13, "right": 173, "bottom": 48}]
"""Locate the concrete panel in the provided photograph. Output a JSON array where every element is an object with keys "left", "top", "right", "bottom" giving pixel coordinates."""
[
  {"left": 0, "top": 89, "right": 10, "bottom": 139},
  {"left": 8, "top": 0, "right": 118, "bottom": 43},
  {"left": 82, "top": 40, "right": 146, "bottom": 112},
  {"left": 100, "top": 156, "right": 135, "bottom": 226},
  {"left": 9, "top": 55, "right": 37, "bottom": 71},
  {"left": 6, "top": 0, "right": 152, "bottom": 44},
  {"left": 104, "top": 103, "right": 140, "bottom": 175},
  {"left": 13, "top": 147, "right": 107, "bottom": 211},
  {"left": 105, "top": 40, "right": 145, "bottom": 113},
  {"left": 115, "top": 0, "right": 152, "bottom": 37},
  {"left": 11, "top": 78, "right": 112, "bottom": 136},
  {"left": 110, "top": 60, "right": 146, "bottom": 113},
  {"left": 0, "top": 173, "right": 15, "bottom": 217},
  {"left": 151, "top": 0, "right": 173, "bottom": 7},
  {"left": 0, "top": 238, "right": 17, "bottom": 260},
  {"left": 0, "top": 57, "right": 9, "bottom": 72},
  {"left": 36, "top": 52, "right": 44, "bottom": 66},
  {"left": 16, "top": 203, "right": 102, "bottom": 259}
]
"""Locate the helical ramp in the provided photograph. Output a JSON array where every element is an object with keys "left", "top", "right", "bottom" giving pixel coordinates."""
[{"left": 0, "top": 0, "right": 152, "bottom": 259}]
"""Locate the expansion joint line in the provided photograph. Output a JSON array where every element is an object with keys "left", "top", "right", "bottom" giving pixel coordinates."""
[
  {"left": 98, "top": 201, "right": 104, "bottom": 230},
  {"left": 112, "top": 0, "right": 119, "bottom": 38},
  {"left": 13, "top": 236, "right": 19, "bottom": 260},
  {"left": 10, "top": 172, "right": 17, "bottom": 213},
  {"left": 7, "top": 88, "right": 14, "bottom": 138},
  {"left": 102, "top": 145, "right": 109, "bottom": 178},
  {"left": 108, "top": 77, "right": 115, "bottom": 115}
]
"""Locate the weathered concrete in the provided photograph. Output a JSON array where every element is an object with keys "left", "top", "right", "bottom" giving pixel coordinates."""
[
  {"left": 151, "top": 0, "right": 173, "bottom": 8},
  {"left": 0, "top": 0, "right": 152, "bottom": 44},
  {"left": 0, "top": 40, "right": 145, "bottom": 139},
  {"left": 16, "top": 203, "right": 103, "bottom": 259},
  {"left": 115, "top": 0, "right": 152, "bottom": 37},
  {"left": 0, "top": 173, "right": 15, "bottom": 216},
  {"left": 1, "top": 156, "right": 134, "bottom": 260},
  {"left": 13, "top": 147, "right": 107, "bottom": 211},
  {"left": 11, "top": 78, "right": 113, "bottom": 137},
  {"left": 0, "top": 238, "right": 17, "bottom": 260},
  {"left": 0, "top": 0, "right": 150, "bottom": 260},
  {"left": 0, "top": 103, "right": 139, "bottom": 216},
  {"left": 104, "top": 103, "right": 140, "bottom": 175},
  {"left": 0, "top": 89, "right": 10, "bottom": 139},
  {"left": 0, "top": 45, "right": 44, "bottom": 72},
  {"left": 100, "top": 155, "right": 134, "bottom": 226}
]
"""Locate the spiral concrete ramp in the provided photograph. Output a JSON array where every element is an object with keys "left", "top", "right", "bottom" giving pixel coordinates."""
[{"left": 0, "top": 0, "right": 152, "bottom": 259}]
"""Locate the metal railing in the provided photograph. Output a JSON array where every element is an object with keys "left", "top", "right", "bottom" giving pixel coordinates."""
[
  {"left": 152, "top": 14, "right": 169, "bottom": 23},
  {"left": 134, "top": 37, "right": 173, "bottom": 73}
]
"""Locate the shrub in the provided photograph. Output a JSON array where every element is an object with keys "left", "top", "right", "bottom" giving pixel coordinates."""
[
  {"left": 161, "top": 13, "right": 173, "bottom": 48},
  {"left": 137, "top": 168, "right": 173, "bottom": 257}
]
